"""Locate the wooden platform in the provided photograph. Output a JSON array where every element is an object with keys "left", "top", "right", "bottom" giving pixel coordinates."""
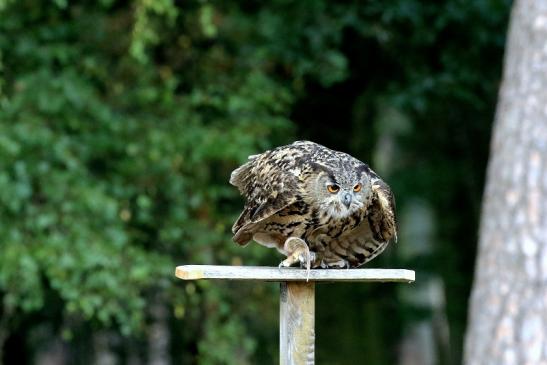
[{"left": 175, "top": 265, "right": 415, "bottom": 283}]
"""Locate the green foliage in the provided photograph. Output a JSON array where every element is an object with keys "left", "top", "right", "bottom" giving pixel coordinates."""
[
  {"left": 0, "top": 0, "right": 510, "bottom": 364},
  {"left": 0, "top": 0, "right": 294, "bottom": 362}
]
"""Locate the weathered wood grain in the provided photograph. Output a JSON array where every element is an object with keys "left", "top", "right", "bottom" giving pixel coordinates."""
[
  {"left": 280, "top": 282, "right": 315, "bottom": 365},
  {"left": 175, "top": 265, "right": 415, "bottom": 283}
]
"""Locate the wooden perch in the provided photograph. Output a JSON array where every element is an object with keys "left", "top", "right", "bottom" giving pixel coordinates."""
[
  {"left": 175, "top": 265, "right": 415, "bottom": 283},
  {"left": 175, "top": 265, "right": 415, "bottom": 365}
]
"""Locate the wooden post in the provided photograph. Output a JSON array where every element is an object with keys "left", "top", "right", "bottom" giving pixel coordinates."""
[
  {"left": 280, "top": 282, "right": 315, "bottom": 365},
  {"left": 175, "top": 265, "right": 414, "bottom": 365}
]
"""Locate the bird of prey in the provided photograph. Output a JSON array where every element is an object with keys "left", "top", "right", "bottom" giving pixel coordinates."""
[{"left": 230, "top": 141, "right": 396, "bottom": 274}]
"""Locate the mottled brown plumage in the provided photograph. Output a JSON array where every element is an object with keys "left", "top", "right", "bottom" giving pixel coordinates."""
[{"left": 230, "top": 141, "right": 397, "bottom": 270}]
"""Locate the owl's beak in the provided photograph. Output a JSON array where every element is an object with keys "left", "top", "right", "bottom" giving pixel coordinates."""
[{"left": 342, "top": 193, "right": 352, "bottom": 208}]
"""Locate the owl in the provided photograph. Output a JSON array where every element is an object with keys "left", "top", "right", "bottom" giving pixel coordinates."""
[{"left": 230, "top": 141, "right": 396, "bottom": 272}]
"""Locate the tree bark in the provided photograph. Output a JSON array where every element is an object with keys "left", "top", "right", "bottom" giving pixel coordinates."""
[{"left": 464, "top": 1, "right": 547, "bottom": 364}]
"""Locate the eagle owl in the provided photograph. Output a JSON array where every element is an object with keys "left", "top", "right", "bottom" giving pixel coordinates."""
[{"left": 230, "top": 141, "right": 396, "bottom": 272}]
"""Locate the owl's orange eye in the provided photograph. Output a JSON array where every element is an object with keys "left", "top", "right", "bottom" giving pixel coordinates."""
[
  {"left": 353, "top": 184, "right": 362, "bottom": 192},
  {"left": 327, "top": 184, "right": 340, "bottom": 193}
]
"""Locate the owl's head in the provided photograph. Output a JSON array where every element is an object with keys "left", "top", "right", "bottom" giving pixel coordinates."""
[{"left": 309, "top": 162, "right": 373, "bottom": 218}]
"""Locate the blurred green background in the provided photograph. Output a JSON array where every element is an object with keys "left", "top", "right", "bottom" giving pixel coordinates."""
[{"left": 0, "top": 1, "right": 511, "bottom": 364}]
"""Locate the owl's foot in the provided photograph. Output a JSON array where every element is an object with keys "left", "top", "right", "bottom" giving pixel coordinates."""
[
  {"left": 334, "top": 259, "right": 351, "bottom": 269},
  {"left": 278, "top": 237, "right": 314, "bottom": 281},
  {"left": 321, "top": 259, "right": 351, "bottom": 269}
]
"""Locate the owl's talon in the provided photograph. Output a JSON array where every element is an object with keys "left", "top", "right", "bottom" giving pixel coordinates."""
[
  {"left": 279, "top": 258, "right": 293, "bottom": 268},
  {"left": 345, "top": 260, "right": 351, "bottom": 269}
]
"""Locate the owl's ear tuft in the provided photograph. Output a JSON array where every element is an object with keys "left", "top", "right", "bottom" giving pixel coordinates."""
[{"left": 355, "top": 163, "right": 371, "bottom": 176}]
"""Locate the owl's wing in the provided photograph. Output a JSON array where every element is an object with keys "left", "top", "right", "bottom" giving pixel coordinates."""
[
  {"left": 230, "top": 147, "right": 305, "bottom": 245},
  {"left": 231, "top": 192, "right": 299, "bottom": 245},
  {"left": 368, "top": 175, "right": 397, "bottom": 242}
]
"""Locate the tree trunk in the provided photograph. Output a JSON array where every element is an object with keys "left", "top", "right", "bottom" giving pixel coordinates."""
[{"left": 464, "top": 0, "right": 547, "bottom": 364}]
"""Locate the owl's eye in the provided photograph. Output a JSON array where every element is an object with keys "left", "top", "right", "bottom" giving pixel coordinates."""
[
  {"left": 327, "top": 184, "right": 340, "bottom": 193},
  {"left": 353, "top": 184, "right": 362, "bottom": 192}
]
